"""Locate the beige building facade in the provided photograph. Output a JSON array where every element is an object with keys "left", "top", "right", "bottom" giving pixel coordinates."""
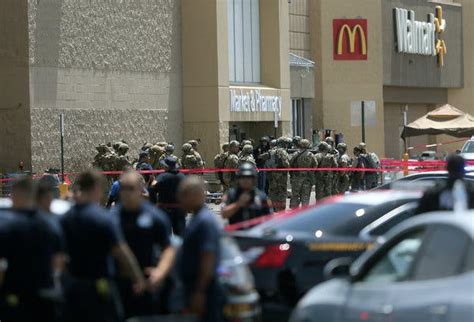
[{"left": 0, "top": 0, "right": 473, "bottom": 173}]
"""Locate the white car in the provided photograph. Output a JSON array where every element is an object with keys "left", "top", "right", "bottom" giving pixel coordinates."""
[
  {"left": 290, "top": 212, "right": 474, "bottom": 322},
  {"left": 460, "top": 137, "right": 474, "bottom": 161}
]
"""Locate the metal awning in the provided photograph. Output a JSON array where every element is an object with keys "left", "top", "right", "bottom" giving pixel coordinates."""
[{"left": 289, "top": 53, "right": 315, "bottom": 68}]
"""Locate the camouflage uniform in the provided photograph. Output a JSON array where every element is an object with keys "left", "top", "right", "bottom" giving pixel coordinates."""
[
  {"left": 267, "top": 138, "right": 290, "bottom": 212},
  {"left": 325, "top": 137, "right": 340, "bottom": 194},
  {"left": 92, "top": 144, "right": 116, "bottom": 171},
  {"left": 314, "top": 142, "right": 337, "bottom": 201},
  {"left": 159, "top": 144, "right": 179, "bottom": 168},
  {"left": 214, "top": 143, "right": 229, "bottom": 187},
  {"left": 222, "top": 141, "right": 240, "bottom": 191},
  {"left": 114, "top": 143, "right": 131, "bottom": 170},
  {"left": 336, "top": 143, "right": 352, "bottom": 194},
  {"left": 238, "top": 145, "right": 256, "bottom": 167},
  {"left": 289, "top": 139, "right": 317, "bottom": 209},
  {"left": 149, "top": 145, "right": 165, "bottom": 169},
  {"left": 187, "top": 140, "right": 204, "bottom": 168},
  {"left": 180, "top": 143, "right": 202, "bottom": 172}
]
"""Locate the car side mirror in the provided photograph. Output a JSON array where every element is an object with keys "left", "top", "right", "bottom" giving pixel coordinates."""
[{"left": 323, "top": 257, "right": 353, "bottom": 280}]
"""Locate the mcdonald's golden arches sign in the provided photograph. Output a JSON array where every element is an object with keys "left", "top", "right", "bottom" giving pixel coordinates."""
[{"left": 333, "top": 19, "right": 368, "bottom": 60}]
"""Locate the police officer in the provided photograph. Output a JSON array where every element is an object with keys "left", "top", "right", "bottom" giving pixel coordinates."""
[
  {"left": 416, "top": 154, "right": 474, "bottom": 214},
  {"left": 221, "top": 162, "right": 272, "bottom": 227},
  {"left": 0, "top": 177, "right": 64, "bottom": 322},
  {"left": 60, "top": 170, "right": 146, "bottom": 322},
  {"left": 254, "top": 136, "right": 270, "bottom": 191},
  {"left": 177, "top": 176, "right": 224, "bottom": 322},
  {"left": 112, "top": 170, "right": 176, "bottom": 318},
  {"left": 155, "top": 156, "right": 187, "bottom": 236}
]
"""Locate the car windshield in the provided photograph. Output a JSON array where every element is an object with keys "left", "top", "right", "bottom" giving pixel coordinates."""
[{"left": 462, "top": 141, "right": 474, "bottom": 153}]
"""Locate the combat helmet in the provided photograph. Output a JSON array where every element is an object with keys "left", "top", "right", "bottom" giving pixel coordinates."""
[
  {"left": 182, "top": 143, "right": 193, "bottom": 153},
  {"left": 299, "top": 139, "right": 311, "bottom": 149},
  {"left": 337, "top": 142, "right": 347, "bottom": 153},
  {"left": 188, "top": 140, "right": 199, "bottom": 149},
  {"left": 236, "top": 162, "right": 258, "bottom": 178},
  {"left": 318, "top": 141, "right": 330, "bottom": 152},
  {"left": 242, "top": 144, "right": 253, "bottom": 155},
  {"left": 142, "top": 142, "right": 153, "bottom": 151},
  {"left": 229, "top": 140, "right": 240, "bottom": 149},
  {"left": 117, "top": 143, "right": 129, "bottom": 155},
  {"left": 325, "top": 137, "right": 335, "bottom": 147},
  {"left": 165, "top": 144, "right": 175, "bottom": 153}
]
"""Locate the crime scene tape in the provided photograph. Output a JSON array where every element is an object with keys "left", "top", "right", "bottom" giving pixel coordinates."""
[{"left": 2, "top": 159, "right": 474, "bottom": 183}]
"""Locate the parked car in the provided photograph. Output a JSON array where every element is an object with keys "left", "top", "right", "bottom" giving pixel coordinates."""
[
  {"left": 230, "top": 190, "right": 422, "bottom": 322},
  {"left": 290, "top": 212, "right": 474, "bottom": 322},
  {"left": 460, "top": 136, "right": 474, "bottom": 161},
  {"left": 418, "top": 150, "right": 438, "bottom": 161},
  {"left": 219, "top": 235, "right": 262, "bottom": 322},
  {"left": 376, "top": 171, "right": 474, "bottom": 190}
]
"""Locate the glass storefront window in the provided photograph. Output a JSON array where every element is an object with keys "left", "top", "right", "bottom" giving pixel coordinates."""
[
  {"left": 292, "top": 98, "right": 305, "bottom": 137},
  {"left": 228, "top": 0, "right": 261, "bottom": 84}
]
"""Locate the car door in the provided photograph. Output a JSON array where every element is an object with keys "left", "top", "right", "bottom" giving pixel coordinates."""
[
  {"left": 386, "top": 225, "right": 471, "bottom": 322},
  {"left": 343, "top": 228, "right": 428, "bottom": 322}
]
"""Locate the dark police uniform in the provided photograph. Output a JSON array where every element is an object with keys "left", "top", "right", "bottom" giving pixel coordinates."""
[
  {"left": 111, "top": 202, "right": 172, "bottom": 317},
  {"left": 0, "top": 209, "right": 63, "bottom": 322},
  {"left": 155, "top": 170, "right": 186, "bottom": 236},
  {"left": 60, "top": 203, "right": 124, "bottom": 322},
  {"left": 178, "top": 206, "right": 224, "bottom": 322},
  {"left": 415, "top": 180, "right": 474, "bottom": 214},
  {"left": 225, "top": 187, "right": 272, "bottom": 226}
]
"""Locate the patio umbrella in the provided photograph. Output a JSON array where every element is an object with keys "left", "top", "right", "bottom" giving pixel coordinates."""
[{"left": 401, "top": 104, "right": 474, "bottom": 139}]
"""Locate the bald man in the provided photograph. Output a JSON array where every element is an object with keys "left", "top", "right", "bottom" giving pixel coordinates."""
[
  {"left": 111, "top": 170, "right": 175, "bottom": 318},
  {"left": 177, "top": 176, "right": 224, "bottom": 322}
]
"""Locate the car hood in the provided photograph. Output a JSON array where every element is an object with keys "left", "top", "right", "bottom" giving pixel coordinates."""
[
  {"left": 297, "top": 278, "right": 351, "bottom": 308},
  {"left": 461, "top": 152, "right": 474, "bottom": 160}
]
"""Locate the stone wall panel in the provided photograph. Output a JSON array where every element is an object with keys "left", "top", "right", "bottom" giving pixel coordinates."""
[{"left": 31, "top": 108, "right": 168, "bottom": 172}]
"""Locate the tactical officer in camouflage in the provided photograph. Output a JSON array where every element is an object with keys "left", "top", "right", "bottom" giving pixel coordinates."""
[
  {"left": 266, "top": 138, "right": 290, "bottom": 212},
  {"left": 336, "top": 143, "right": 352, "bottom": 194},
  {"left": 314, "top": 141, "right": 337, "bottom": 200},
  {"left": 222, "top": 141, "right": 240, "bottom": 191},
  {"left": 289, "top": 139, "right": 317, "bottom": 209},
  {"left": 239, "top": 145, "right": 256, "bottom": 167}
]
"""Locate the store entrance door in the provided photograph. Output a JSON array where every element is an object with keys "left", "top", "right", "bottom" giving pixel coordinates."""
[{"left": 292, "top": 98, "right": 305, "bottom": 137}]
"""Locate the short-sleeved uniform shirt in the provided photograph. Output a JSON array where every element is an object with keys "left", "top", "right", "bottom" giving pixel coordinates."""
[
  {"left": 155, "top": 171, "right": 186, "bottom": 206},
  {"left": 225, "top": 188, "right": 272, "bottom": 225},
  {"left": 111, "top": 202, "right": 171, "bottom": 270},
  {"left": 60, "top": 203, "right": 123, "bottom": 279},
  {"left": 0, "top": 209, "right": 63, "bottom": 294},
  {"left": 178, "top": 206, "right": 220, "bottom": 292}
]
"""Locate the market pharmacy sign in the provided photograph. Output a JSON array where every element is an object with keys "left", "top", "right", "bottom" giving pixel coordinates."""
[
  {"left": 229, "top": 88, "right": 281, "bottom": 115},
  {"left": 230, "top": 88, "right": 282, "bottom": 127},
  {"left": 333, "top": 19, "right": 368, "bottom": 60},
  {"left": 394, "top": 6, "right": 447, "bottom": 66}
]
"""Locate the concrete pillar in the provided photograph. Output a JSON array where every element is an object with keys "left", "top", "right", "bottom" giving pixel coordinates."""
[
  {"left": 0, "top": 0, "right": 31, "bottom": 172},
  {"left": 309, "top": 0, "right": 385, "bottom": 156}
]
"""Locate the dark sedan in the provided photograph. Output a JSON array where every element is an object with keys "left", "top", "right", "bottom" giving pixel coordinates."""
[{"left": 230, "top": 190, "right": 422, "bottom": 322}]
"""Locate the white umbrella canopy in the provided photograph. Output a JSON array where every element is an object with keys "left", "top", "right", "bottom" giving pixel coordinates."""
[{"left": 401, "top": 104, "right": 474, "bottom": 139}]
